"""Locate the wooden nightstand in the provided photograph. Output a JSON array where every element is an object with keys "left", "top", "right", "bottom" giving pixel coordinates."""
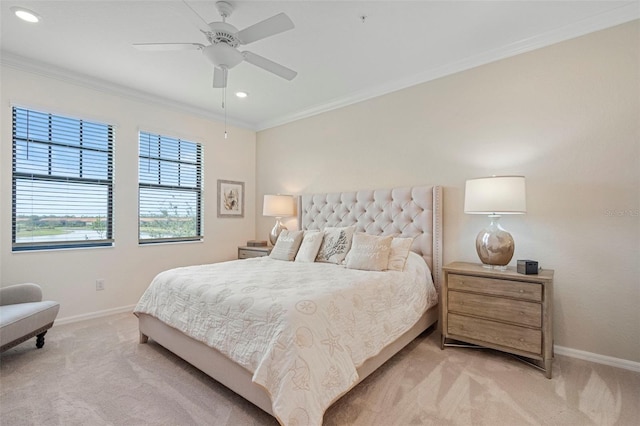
[
  {"left": 238, "top": 246, "right": 272, "bottom": 259},
  {"left": 440, "top": 261, "right": 554, "bottom": 378}
]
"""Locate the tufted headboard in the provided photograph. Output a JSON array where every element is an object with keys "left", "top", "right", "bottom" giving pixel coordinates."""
[{"left": 297, "top": 185, "right": 443, "bottom": 292}]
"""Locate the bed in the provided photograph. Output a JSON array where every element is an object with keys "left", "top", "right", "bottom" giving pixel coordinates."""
[{"left": 134, "top": 185, "right": 442, "bottom": 425}]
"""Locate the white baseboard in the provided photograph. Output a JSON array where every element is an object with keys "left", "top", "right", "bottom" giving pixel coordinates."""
[
  {"left": 54, "top": 304, "right": 136, "bottom": 326},
  {"left": 53, "top": 306, "right": 640, "bottom": 373},
  {"left": 554, "top": 345, "right": 640, "bottom": 373}
]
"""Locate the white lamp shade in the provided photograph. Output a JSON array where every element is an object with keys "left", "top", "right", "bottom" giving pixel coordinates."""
[
  {"left": 464, "top": 176, "right": 526, "bottom": 214},
  {"left": 263, "top": 194, "right": 294, "bottom": 217}
]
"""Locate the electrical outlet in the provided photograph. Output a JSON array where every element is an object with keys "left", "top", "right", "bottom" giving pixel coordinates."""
[{"left": 96, "top": 279, "right": 105, "bottom": 291}]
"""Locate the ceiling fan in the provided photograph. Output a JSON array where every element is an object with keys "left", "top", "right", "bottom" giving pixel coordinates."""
[{"left": 134, "top": 1, "right": 297, "bottom": 88}]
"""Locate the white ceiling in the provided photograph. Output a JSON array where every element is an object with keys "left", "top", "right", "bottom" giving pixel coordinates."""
[{"left": 1, "top": 1, "right": 638, "bottom": 131}]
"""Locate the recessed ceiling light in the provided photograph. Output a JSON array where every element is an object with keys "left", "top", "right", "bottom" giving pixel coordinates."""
[
  {"left": 235, "top": 92, "right": 248, "bottom": 99},
  {"left": 11, "top": 7, "right": 41, "bottom": 23}
]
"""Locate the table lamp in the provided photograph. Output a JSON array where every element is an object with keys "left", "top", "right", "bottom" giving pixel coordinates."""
[
  {"left": 464, "top": 176, "right": 526, "bottom": 269},
  {"left": 263, "top": 194, "right": 294, "bottom": 245}
]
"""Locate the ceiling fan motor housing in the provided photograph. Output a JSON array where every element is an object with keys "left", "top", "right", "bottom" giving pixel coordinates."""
[{"left": 206, "top": 22, "right": 240, "bottom": 47}]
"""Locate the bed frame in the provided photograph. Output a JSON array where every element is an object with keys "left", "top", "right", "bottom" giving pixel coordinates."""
[{"left": 138, "top": 185, "right": 443, "bottom": 416}]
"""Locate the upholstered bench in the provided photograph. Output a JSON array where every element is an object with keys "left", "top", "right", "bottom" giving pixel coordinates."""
[{"left": 0, "top": 283, "right": 60, "bottom": 352}]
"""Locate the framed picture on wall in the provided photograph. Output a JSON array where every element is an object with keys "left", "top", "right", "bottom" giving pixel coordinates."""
[{"left": 217, "top": 180, "right": 245, "bottom": 218}]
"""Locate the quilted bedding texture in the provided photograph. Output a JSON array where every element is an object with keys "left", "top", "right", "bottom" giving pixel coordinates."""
[{"left": 134, "top": 252, "right": 437, "bottom": 426}]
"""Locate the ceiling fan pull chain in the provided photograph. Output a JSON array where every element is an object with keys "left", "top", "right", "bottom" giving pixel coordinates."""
[{"left": 223, "top": 86, "right": 228, "bottom": 139}]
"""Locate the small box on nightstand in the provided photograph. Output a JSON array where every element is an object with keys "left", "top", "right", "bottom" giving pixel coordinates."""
[{"left": 517, "top": 259, "right": 539, "bottom": 275}]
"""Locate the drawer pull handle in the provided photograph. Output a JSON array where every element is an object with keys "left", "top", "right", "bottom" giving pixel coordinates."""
[{"left": 519, "top": 289, "right": 524, "bottom": 293}]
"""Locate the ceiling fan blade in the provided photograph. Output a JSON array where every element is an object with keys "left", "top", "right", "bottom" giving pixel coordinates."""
[
  {"left": 237, "top": 13, "right": 294, "bottom": 45},
  {"left": 181, "top": 0, "right": 210, "bottom": 30},
  {"left": 213, "top": 67, "right": 228, "bottom": 88},
  {"left": 242, "top": 51, "right": 297, "bottom": 81},
  {"left": 133, "top": 43, "right": 204, "bottom": 51}
]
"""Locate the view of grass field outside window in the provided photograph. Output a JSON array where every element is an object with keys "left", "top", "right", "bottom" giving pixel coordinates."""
[
  {"left": 12, "top": 107, "right": 114, "bottom": 251},
  {"left": 138, "top": 132, "right": 202, "bottom": 243}
]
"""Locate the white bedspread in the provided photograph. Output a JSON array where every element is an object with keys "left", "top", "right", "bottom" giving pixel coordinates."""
[{"left": 134, "top": 252, "right": 437, "bottom": 426}]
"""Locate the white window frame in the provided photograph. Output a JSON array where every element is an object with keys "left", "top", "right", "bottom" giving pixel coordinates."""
[
  {"left": 11, "top": 106, "right": 114, "bottom": 251},
  {"left": 138, "top": 131, "right": 203, "bottom": 244}
]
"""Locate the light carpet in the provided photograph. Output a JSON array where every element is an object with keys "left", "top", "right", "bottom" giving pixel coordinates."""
[{"left": 1, "top": 313, "right": 638, "bottom": 425}]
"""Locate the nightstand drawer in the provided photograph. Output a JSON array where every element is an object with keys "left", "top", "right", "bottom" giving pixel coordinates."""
[
  {"left": 448, "top": 313, "right": 542, "bottom": 354},
  {"left": 238, "top": 247, "right": 271, "bottom": 259},
  {"left": 448, "top": 291, "right": 541, "bottom": 327},
  {"left": 448, "top": 273, "right": 542, "bottom": 302}
]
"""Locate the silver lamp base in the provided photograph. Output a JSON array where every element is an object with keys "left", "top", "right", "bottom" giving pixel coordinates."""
[
  {"left": 269, "top": 217, "right": 287, "bottom": 245},
  {"left": 475, "top": 215, "right": 515, "bottom": 270}
]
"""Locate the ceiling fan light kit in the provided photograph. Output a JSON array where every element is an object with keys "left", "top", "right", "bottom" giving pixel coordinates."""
[{"left": 203, "top": 43, "right": 243, "bottom": 69}]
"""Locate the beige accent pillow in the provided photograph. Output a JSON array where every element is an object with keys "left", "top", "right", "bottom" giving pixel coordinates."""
[
  {"left": 345, "top": 233, "right": 393, "bottom": 271},
  {"left": 315, "top": 226, "right": 356, "bottom": 264},
  {"left": 294, "top": 230, "right": 324, "bottom": 262},
  {"left": 387, "top": 237, "right": 414, "bottom": 271},
  {"left": 269, "top": 230, "right": 304, "bottom": 261}
]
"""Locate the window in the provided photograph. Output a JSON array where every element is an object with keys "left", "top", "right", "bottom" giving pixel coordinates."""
[
  {"left": 138, "top": 132, "right": 202, "bottom": 243},
  {"left": 12, "top": 107, "right": 114, "bottom": 251}
]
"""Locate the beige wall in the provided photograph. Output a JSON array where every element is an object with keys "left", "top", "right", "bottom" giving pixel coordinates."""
[
  {"left": 256, "top": 21, "right": 640, "bottom": 362},
  {"left": 1, "top": 21, "right": 637, "bottom": 364},
  {"left": 1, "top": 66, "right": 256, "bottom": 321}
]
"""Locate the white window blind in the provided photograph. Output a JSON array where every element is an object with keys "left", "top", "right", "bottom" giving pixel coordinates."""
[
  {"left": 138, "top": 131, "right": 202, "bottom": 243},
  {"left": 12, "top": 107, "right": 114, "bottom": 251}
]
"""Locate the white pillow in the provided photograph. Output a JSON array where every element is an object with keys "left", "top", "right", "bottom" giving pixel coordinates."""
[
  {"left": 294, "top": 230, "right": 324, "bottom": 262},
  {"left": 315, "top": 226, "right": 356, "bottom": 264},
  {"left": 269, "top": 230, "right": 304, "bottom": 261},
  {"left": 387, "top": 237, "right": 414, "bottom": 271},
  {"left": 345, "top": 233, "right": 393, "bottom": 271}
]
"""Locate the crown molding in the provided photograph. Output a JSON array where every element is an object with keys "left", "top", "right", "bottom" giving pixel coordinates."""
[
  {"left": 2, "top": 3, "right": 637, "bottom": 133},
  {"left": 256, "top": 4, "right": 639, "bottom": 131},
  {"left": 0, "top": 52, "right": 256, "bottom": 131}
]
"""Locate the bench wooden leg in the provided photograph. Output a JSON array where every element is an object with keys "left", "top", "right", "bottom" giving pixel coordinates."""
[{"left": 36, "top": 330, "right": 47, "bottom": 349}]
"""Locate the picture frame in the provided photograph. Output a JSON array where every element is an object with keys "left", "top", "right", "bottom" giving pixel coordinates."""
[{"left": 217, "top": 179, "right": 245, "bottom": 218}]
